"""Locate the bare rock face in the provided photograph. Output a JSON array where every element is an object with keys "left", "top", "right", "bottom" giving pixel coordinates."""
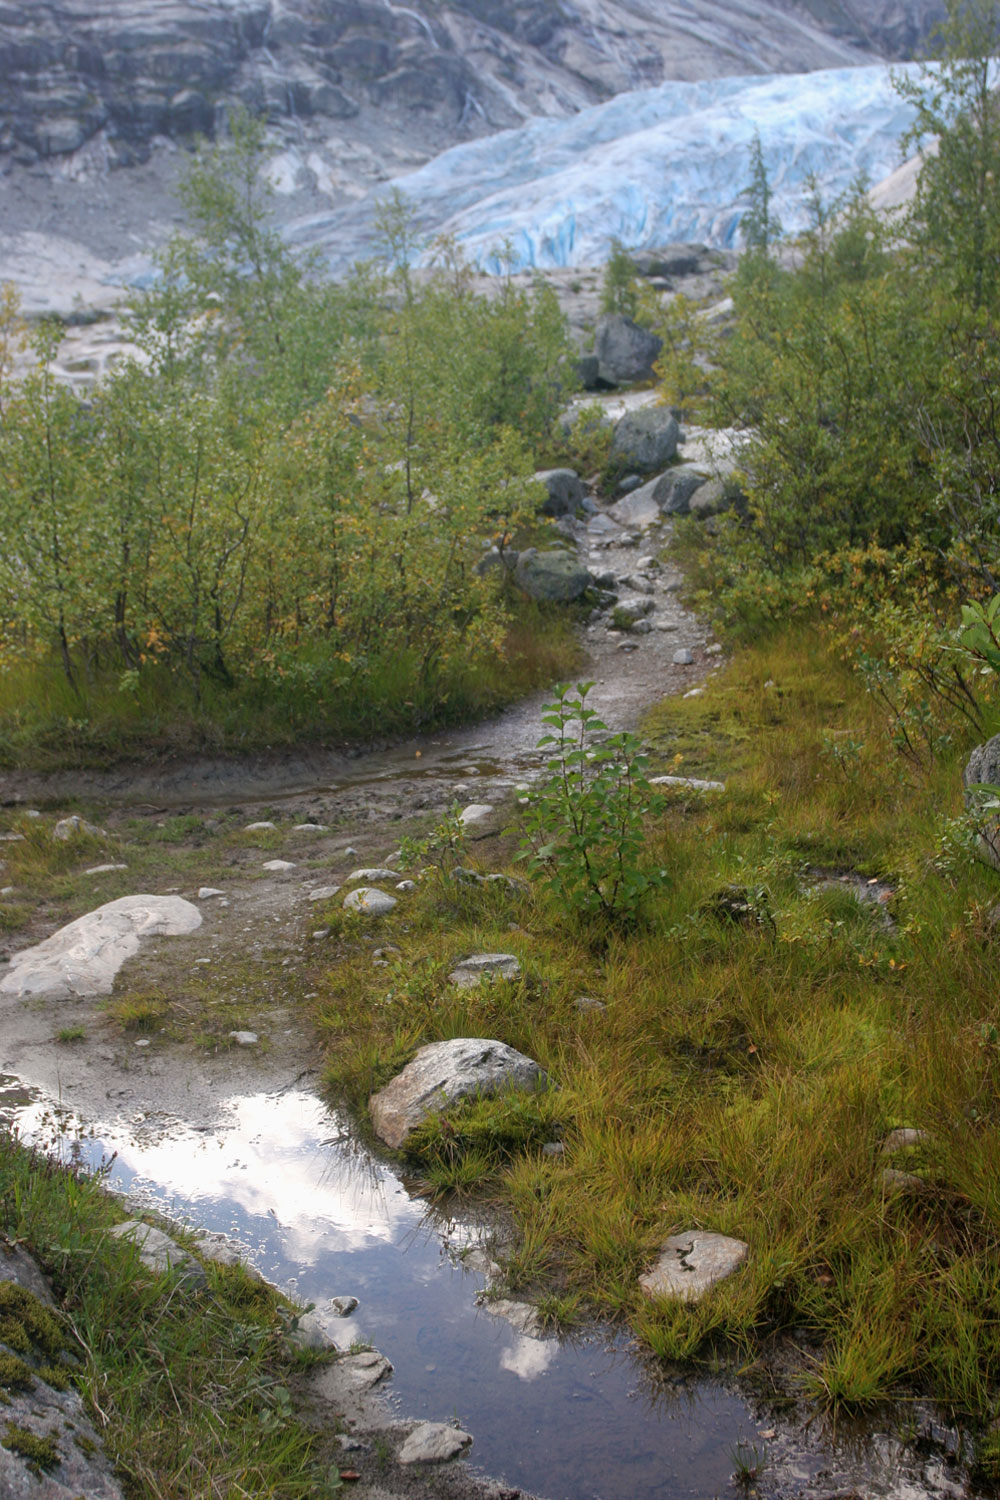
[
  {"left": 0, "top": 0, "right": 941, "bottom": 174},
  {"left": 0, "top": 894, "right": 202, "bottom": 1001},
  {"left": 369, "top": 1037, "right": 548, "bottom": 1149}
]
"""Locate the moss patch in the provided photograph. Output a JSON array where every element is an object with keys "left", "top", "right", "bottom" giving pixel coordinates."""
[{"left": 2, "top": 1421, "right": 60, "bottom": 1473}]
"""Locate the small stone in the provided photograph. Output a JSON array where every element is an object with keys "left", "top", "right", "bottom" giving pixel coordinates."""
[
  {"left": 448, "top": 953, "right": 522, "bottom": 988},
  {"left": 85, "top": 863, "right": 128, "bottom": 875},
  {"left": 574, "top": 996, "right": 607, "bottom": 1013},
  {"left": 0, "top": 886, "right": 13, "bottom": 897},
  {"left": 245, "top": 821, "right": 276, "bottom": 832},
  {"left": 706, "top": 643, "right": 723, "bottom": 655},
  {"left": 640, "top": 1231, "right": 748, "bottom": 1303},
  {"left": 542, "top": 1141, "right": 565, "bottom": 1157},
  {"left": 395, "top": 879, "right": 416, "bottom": 892},
  {"left": 23, "top": 810, "right": 41, "bottom": 819},
  {"left": 308, "top": 885, "right": 341, "bottom": 902},
  {"left": 617, "top": 640, "right": 639, "bottom": 652},
  {"left": 135, "top": 1038, "right": 150, "bottom": 1048},
  {"left": 683, "top": 687, "right": 705, "bottom": 698},
  {"left": 398, "top": 1422, "right": 473, "bottom": 1466},
  {"left": 882, "top": 1128, "right": 930, "bottom": 1154},
  {"left": 0, "top": 833, "right": 23, "bottom": 843},
  {"left": 650, "top": 775, "right": 725, "bottom": 792},
  {"left": 673, "top": 648, "right": 695, "bottom": 665},
  {"left": 312, "top": 928, "right": 330, "bottom": 941},
  {"left": 347, "top": 867, "right": 401, "bottom": 883},
  {"left": 458, "top": 803, "right": 495, "bottom": 828},
  {"left": 343, "top": 846, "right": 359, "bottom": 857},
  {"left": 882, "top": 1168, "right": 924, "bottom": 1192},
  {"left": 293, "top": 823, "right": 327, "bottom": 831},
  {"left": 229, "top": 1031, "right": 258, "bottom": 1046},
  {"left": 53, "top": 816, "right": 102, "bottom": 840},
  {"left": 286, "top": 1310, "right": 339, "bottom": 1353},
  {"left": 194, "top": 957, "right": 211, "bottom": 966},
  {"left": 329, "top": 1295, "right": 359, "bottom": 1317},
  {"left": 262, "top": 859, "right": 296, "bottom": 872},
  {"left": 343, "top": 887, "right": 398, "bottom": 916},
  {"left": 197, "top": 887, "right": 226, "bottom": 899}
]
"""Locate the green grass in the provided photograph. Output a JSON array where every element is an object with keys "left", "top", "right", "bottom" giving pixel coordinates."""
[
  {"left": 0, "top": 1131, "right": 343, "bottom": 1498},
  {"left": 311, "top": 623, "right": 1000, "bottom": 1432},
  {"left": 0, "top": 608, "right": 579, "bottom": 771}
]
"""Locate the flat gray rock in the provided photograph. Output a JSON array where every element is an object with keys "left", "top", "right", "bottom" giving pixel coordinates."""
[
  {"left": 608, "top": 486, "right": 662, "bottom": 529},
  {"left": 108, "top": 1221, "right": 208, "bottom": 1289},
  {"left": 311, "top": 1350, "right": 393, "bottom": 1398},
  {"left": 347, "top": 867, "right": 401, "bottom": 883},
  {"left": 369, "top": 1037, "right": 547, "bottom": 1149},
  {"left": 262, "top": 859, "right": 296, "bottom": 872},
  {"left": 650, "top": 775, "right": 726, "bottom": 792},
  {"left": 398, "top": 1422, "right": 474, "bottom": 1465},
  {"left": 640, "top": 1231, "right": 748, "bottom": 1303},
  {"left": 0, "top": 894, "right": 202, "bottom": 1001},
  {"left": 308, "top": 884, "right": 342, "bottom": 902},
  {"left": 458, "top": 803, "right": 495, "bottom": 828},
  {"left": 52, "top": 814, "right": 102, "bottom": 840},
  {"left": 448, "top": 953, "right": 522, "bottom": 989},
  {"left": 344, "top": 887, "right": 397, "bottom": 916}
]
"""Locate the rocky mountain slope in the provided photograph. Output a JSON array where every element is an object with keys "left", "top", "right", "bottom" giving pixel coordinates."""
[{"left": 0, "top": 0, "right": 941, "bottom": 310}]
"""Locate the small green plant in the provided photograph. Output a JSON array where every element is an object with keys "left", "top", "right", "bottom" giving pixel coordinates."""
[
  {"left": 600, "top": 238, "right": 640, "bottom": 319},
  {"left": 56, "top": 1026, "right": 85, "bottom": 1044},
  {"left": 730, "top": 1438, "right": 767, "bottom": 1490},
  {"left": 397, "top": 804, "right": 468, "bottom": 874},
  {"left": 517, "top": 683, "right": 667, "bottom": 923}
]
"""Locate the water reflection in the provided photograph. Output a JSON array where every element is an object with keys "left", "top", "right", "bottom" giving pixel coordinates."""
[{"left": 0, "top": 1074, "right": 974, "bottom": 1500}]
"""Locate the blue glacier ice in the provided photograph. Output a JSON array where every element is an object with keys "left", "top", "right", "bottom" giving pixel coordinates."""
[{"left": 290, "top": 61, "right": 935, "bottom": 270}]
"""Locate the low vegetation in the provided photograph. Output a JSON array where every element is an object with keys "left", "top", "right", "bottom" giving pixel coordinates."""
[{"left": 0, "top": 1132, "right": 343, "bottom": 1497}]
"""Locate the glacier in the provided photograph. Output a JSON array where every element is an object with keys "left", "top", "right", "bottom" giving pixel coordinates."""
[{"left": 288, "top": 61, "right": 935, "bottom": 271}]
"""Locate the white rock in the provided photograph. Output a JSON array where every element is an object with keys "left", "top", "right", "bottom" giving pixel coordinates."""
[
  {"left": 293, "top": 823, "right": 327, "bottom": 831},
  {"left": 344, "top": 887, "right": 398, "bottom": 916},
  {"left": 398, "top": 1423, "right": 473, "bottom": 1465},
  {"left": 370, "top": 1037, "right": 547, "bottom": 1149},
  {"left": 673, "top": 648, "right": 695, "bottom": 665},
  {"left": 649, "top": 775, "right": 726, "bottom": 792},
  {"left": 85, "top": 863, "right": 128, "bottom": 875},
  {"left": 108, "top": 1221, "right": 207, "bottom": 1287},
  {"left": 683, "top": 687, "right": 705, "bottom": 698},
  {"left": 262, "top": 859, "right": 296, "bottom": 872},
  {"left": 286, "top": 1310, "right": 340, "bottom": 1353},
  {"left": 639, "top": 1231, "right": 748, "bottom": 1303},
  {"left": 395, "top": 879, "right": 416, "bottom": 892},
  {"left": 347, "top": 867, "right": 401, "bottom": 883},
  {"left": 310, "top": 1349, "right": 392, "bottom": 1392},
  {"left": 244, "top": 821, "right": 276, "bottom": 832},
  {"left": 308, "top": 885, "right": 341, "bottom": 902},
  {"left": 448, "top": 953, "right": 522, "bottom": 989},
  {"left": 458, "top": 803, "right": 495, "bottom": 828},
  {"left": 53, "top": 816, "right": 102, "bottom": 840},
  {"left": 229, "top": 1031, "right": 258, "bottom": 1046},
  {"left": 0, "top": 833, "right": 24, "bottom": 842},
  {"left": 198, "top": 887, "right": 226, "bottom": 899},
  {"left": 0, "top": 895, "right": 202, "bottom": 1001},
  {"left": 0, "top": 887, "right": 13, "bottom": 897}
]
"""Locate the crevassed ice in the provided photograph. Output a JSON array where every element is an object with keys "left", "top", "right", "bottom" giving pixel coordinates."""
[{"left": 291, "top": 62, "right": 938, "bottom": 271}]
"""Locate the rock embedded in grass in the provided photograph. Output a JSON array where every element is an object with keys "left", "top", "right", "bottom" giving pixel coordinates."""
[
  {"left": 343, "top": 887, "right": 397, "bottom": 916},
  {"left": 0, "top": 895, "right": 202, "bottom": 1001},
  {"left": 639, "top": 1231, "right": 748, "bottom": 1304},
  {"left": 307, "top": 884, "right": 341, "bottom": 902},
  {"left": 52, "top": 815, "right": 103, "bottom": 840},
  {"left": 244, "top": 821, "right": 276, "bottom": 832},
  {"left": 346, "top": 867, "right": 401, "bottom": 883},
  {"left": 108, "top": 1222, "right": 208, "bottom": 1289},
  {"left": 261, "top": 859, "right": 296, "bottom": 872},
  {"left": 448, "top": 954, "right": 522, "bottom": 988},
  {"left": 369, "top": 1037, "right": 547, "bottom": 1149}
]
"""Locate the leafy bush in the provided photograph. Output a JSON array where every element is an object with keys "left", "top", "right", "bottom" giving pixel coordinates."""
[{"left": 517, "top": 683, "right": 667, "bottom": 923}]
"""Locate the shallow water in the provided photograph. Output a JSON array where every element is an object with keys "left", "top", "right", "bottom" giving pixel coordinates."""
[
  {"left": 0, "top": 1074, "right": 976, "bottom": 1500},
  {"left": 0, "top": 1074, "right": 765, "bottom": 1500}
]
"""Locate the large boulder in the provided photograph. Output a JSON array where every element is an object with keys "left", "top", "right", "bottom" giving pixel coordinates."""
[
  {"left": 514, "top": 549, "right": 592, "bottom": 603},
  {"left": 609, "top": 483, "right": 662, "bottom": 529},
  {"left": 369, "top": 1037, "right": 548, "bottom": 1149},
  {"left": 533, "top": 468, "right": 587, "bottom": 517},
  {"left": 964, "top": 734, "right": 1000, "bottom": 868},
  {"left": 594, "top": 314, "right": 663, "bottom": 385},
  {"left": 0, "top": 895, "right": 201, "bottom": 1001},
  {"left": 610, "top": 407, "right": 679, "bottom": 475},
  {"left": 656, "top": 465, "right": 713, "bottom": 515}
]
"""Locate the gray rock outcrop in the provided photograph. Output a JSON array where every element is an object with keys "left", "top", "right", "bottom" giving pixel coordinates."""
[
  {"left": 533, "top": 468, "right": 587, "bottom": 517},
  {"left": 369, "top": 1037, "right": 548, "bottom": 1149},
  {"left": 964, "top": 734, "right": 1000, "bottom": 868},
  {"left": 448, "top": 954, "right": 522, "bottom": 988},
  {"left": 108, "top": 1221, "right": 209, "bottom": 1289},
  {"left": 594, "top": 314, "right": 663, "bottom": 385},
  {"left": 0, "top": 1245, "right": 124, "bottom": 1499},
  {"left": 0, "top": 894, "right": 202, "bottom": 1001},
  {"left": 610, "top": 408, "right": 680, "bottom": 474},
  {"left": 514, "top": 550, "right": 593, "bottom": 603},
  {"left": 343, "top": 887, "right": 397, "bottom": 916},
  {"left": 398, "top": 1422, "right": 473, "bottom": 1465}
]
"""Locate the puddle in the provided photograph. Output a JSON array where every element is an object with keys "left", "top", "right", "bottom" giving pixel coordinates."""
[{"left": 0, "top": 1074, "right": 978, "bottom": 1500}]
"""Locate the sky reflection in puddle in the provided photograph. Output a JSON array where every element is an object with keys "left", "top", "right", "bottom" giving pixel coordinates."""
[{"left": 0, "top": 1075, "right": 755, "bottom": 1500}]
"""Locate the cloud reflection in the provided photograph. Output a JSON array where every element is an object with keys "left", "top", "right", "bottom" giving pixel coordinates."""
[{"left": 500, "top": 1335, "right": 558, "bottom": 1382}]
